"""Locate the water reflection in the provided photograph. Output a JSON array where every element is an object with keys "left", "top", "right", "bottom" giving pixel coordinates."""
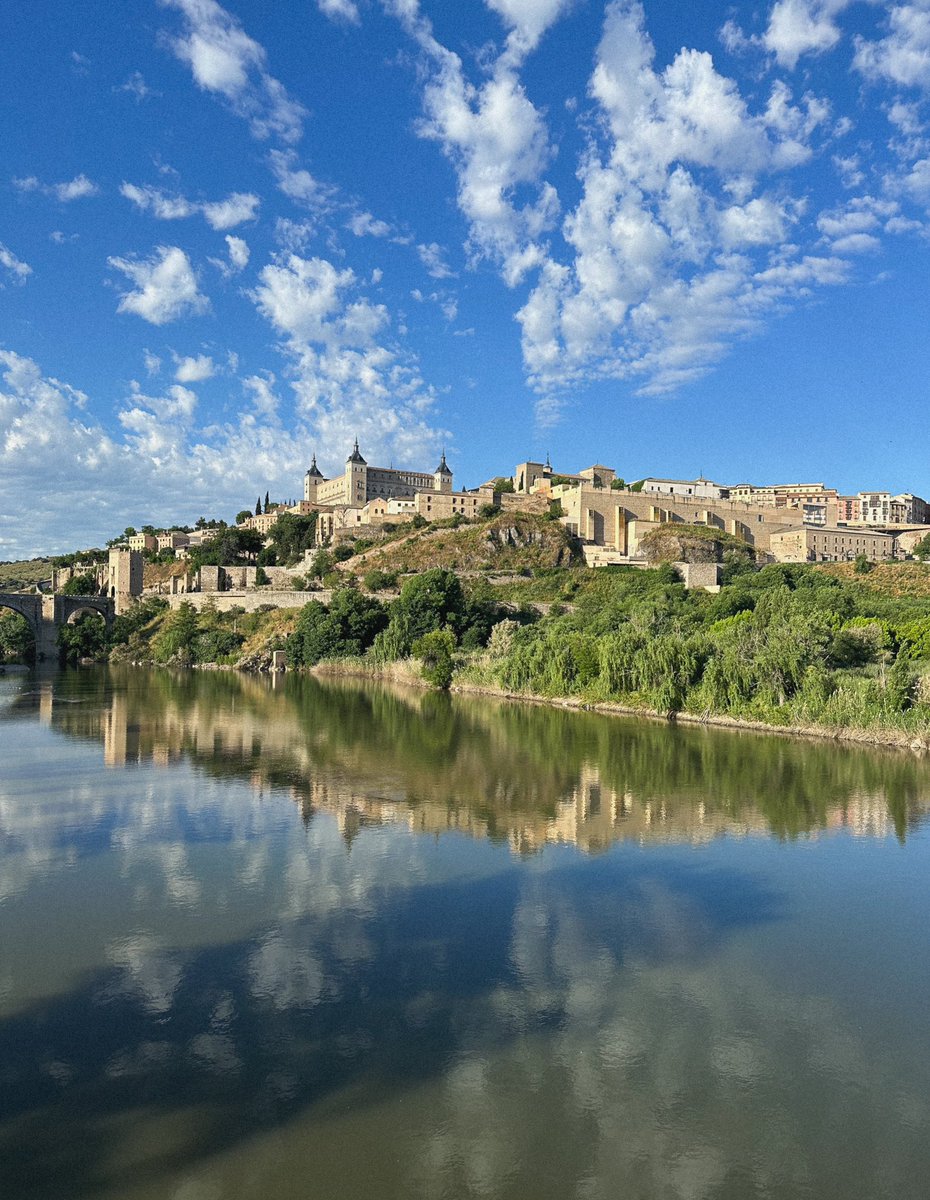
[
  {"left": 10, "top": 665, "right": 930, "bottom": 851},
  {"left": 2, "top": 668, "right": 930, "bottom": 1200}
]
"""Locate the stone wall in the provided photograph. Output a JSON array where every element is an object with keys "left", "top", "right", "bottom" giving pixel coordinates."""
[{"left": 164, "top": 590, "right": 331, "bottom": 613}]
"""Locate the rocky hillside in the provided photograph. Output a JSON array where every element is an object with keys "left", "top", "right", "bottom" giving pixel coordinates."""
[
  {"left": 638, "top": 523, "right": 755, "bottom": 565},
  {"left": 341, "top": 512, "right": 582, "bottom": 574}
]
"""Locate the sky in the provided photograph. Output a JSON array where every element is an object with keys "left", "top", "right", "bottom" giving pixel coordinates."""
[{"left": 2, "top": 0, "right": 930, "bottom": 557}]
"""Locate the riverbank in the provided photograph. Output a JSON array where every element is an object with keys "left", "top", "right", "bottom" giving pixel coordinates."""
[{"left": 307, "top": 655, "right": 930, "bottom": 753}]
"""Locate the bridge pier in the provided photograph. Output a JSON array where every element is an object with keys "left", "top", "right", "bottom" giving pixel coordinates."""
[{"left": 38, "top": 597, "right": 61, "bottom": 661}]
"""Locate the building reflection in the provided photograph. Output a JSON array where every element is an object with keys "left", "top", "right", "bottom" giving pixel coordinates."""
[{"left": 36, "top": 668, "right": 930, "bottom": 851}]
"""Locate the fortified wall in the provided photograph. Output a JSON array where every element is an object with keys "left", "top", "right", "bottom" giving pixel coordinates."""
[{"left": 552, "top": 485, "right": 802, "bottom": 555}]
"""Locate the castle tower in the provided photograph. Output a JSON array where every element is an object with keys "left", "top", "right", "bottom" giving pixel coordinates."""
[
  {"left": 433, "top": 450, "right": 453, "bottom": 495},
  {"left": 304, "top": 453, "right": 325, "bottom": 502},
  {"left": 346, "top": 438, "right": 368, "bottom": 505},
  {"left": 108, "top": 549, "right": 143, "bottom": 615}
]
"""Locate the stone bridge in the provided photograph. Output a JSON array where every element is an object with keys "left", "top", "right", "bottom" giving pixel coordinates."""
[{"left": 0, "top": 593, "right": 115, "bottom": 660}]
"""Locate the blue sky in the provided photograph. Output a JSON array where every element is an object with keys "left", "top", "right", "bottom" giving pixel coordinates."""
[{"left": 2, "top": 0, "right": 930, "bottom": 557}]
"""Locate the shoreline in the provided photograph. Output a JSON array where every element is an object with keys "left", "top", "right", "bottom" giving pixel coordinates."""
[{"left": 305, "top": 657, "right": 930, "bottom": 754}]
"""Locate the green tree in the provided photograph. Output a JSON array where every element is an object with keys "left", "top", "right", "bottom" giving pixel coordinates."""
[
  {"left": 255, "top": 497, "right": 261, "bottom": 516},
  {"left": 413, "top": 628, "right": 456, "bottom": 689},
  {"left": 61, "top": 572, "right": 99, "bottom": 596},
  {"left": 57, "top": 612, "right": 107, "bottom": 663},
  {"left": 236, "top": 509, "right": 253, "bottom": 525},
  {"left": 254, "top": 565, "right": 270, "bottom": 586},
  {"left": 0, "top": 610, "right": 34, "bottom": 662}
]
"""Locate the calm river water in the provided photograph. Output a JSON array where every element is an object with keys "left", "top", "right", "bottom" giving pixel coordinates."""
[{"left": 2, "top": 665, "right": 930, "bottom": 1200}]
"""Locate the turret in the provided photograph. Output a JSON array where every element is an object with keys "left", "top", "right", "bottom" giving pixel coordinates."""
[
  {"left": 434, "top": 450, "right": 453, "bottom": 494},
  {"left": 304, "top": 453, "right": 325, "bottom": 501},
  {"left": 345, "top": 438, "right": 368, "bottom": 504}
]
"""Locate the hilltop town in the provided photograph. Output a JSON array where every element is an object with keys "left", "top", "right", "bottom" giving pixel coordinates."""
[{"left": 50, "top": 442, "right": 929, "bottom": 602}]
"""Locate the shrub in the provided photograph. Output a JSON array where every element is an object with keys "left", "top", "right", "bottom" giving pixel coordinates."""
[{"left": 413, "top": 628, "right": 456, "bottom": 689}]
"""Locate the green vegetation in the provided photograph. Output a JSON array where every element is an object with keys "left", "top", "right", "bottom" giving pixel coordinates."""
[
  {"left": 0, "top": 610, "right": 34, "bottom": 662},
  {"left": 61, "top": 572, "right": 100, "bottom": 596}
]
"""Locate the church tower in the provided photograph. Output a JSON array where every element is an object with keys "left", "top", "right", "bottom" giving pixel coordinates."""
[
  {"left": 346, "top": 438, "right": 368, "bottom": 505},
  {"left": 304, "top": 453, "right": 325, "bottom": 502},
  {"left": 433, "top": 450, "right": 453, "bottom": 495}
]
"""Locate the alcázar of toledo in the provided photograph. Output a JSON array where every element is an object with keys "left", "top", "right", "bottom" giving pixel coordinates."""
[{"left": 233, "top": 441, "right": 930, "bottom": 567}]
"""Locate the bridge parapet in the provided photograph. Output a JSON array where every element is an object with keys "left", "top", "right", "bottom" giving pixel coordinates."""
[{"left": 0, "top": 592, "right": 115, "bottom": 660}]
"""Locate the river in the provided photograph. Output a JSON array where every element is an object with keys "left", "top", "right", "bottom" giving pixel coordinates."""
[{"left": 2, "top": 665, "right": 930, "bottom": 1199}]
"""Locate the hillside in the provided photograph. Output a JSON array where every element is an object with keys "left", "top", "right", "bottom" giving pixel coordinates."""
[
  {"left": 339, "top": 512, "right": 582, "bottom": 575},
  {"left": 638, "top": 523, "right": 756, "bottom": 564},
  {"left": 0, "top": 558, "right": 54, "bottom": 591},
  {"left": 814, "top": 561, "right": 930, "bottom": 599}
]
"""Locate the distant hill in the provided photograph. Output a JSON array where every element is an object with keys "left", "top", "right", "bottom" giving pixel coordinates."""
[{"left": 0, "top": 558, "right": 54, "bottom": 592}]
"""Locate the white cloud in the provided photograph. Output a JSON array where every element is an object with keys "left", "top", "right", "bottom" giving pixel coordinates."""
[
  {"left": 854, "top": 4, "right": 930, "bottom": 90},
  {"left": 251, "top": 252, "right": 446, "bottom": 472},
  {"left": 347, "top": 211, "right": 392, "bottom": 237},
  {"left": 174, "top": 353, "right": 216, "bottom": 382},
  {"left": 120, "top": 182, "right": 259, "bottom": 228},
  {"left": 121, "top": 182, "right": 198, "bottom": 220},
  {"left": 515, "top": 0, "right": 851, "bottom": 404},
  {"left": 0, "top": 243, "right": 32, "bottom": 285},
  {"left": 269, "top": 149, "right": 337, "bottom": 211},
  {"left": 484, "top": 0, "right": 575, "bottom": 55},
  {"left": 108, "top": 246, "right": 209, "bottom": 325},
  {"left": 14, "top": 173, "right": 99, "bottom": 202},
  {"left": 763, "top": 0, "right": 851, "bottom": 69},
  {"left": 119, "top": 71, "right": 155, "bottom": 100},
  {"left": 316, "top": 0, "right": 360, "bottom": 23},
  {"left": 393, "top": 2, "right": 559, "bottom": 285},
  {"left": 143, "top": 350, "right": 163, "bottom": 375},
  {"left": 225, "top": 234, "right": 250, "bottom": 271},
  {"left": 161, "top": 0, "right": 306, "bottom": 142},
  {"left": 202, "top": 192, "right": 260, "bottom": 229},
  {"left": 0, "top": 349, "right": 316, "bottom": 557},
  {"left": 417, "top": 241, "right": 455, "bottom": 277}
]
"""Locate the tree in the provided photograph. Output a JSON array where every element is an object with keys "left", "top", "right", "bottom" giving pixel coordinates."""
[
  {"left": 255, "top": 497, "right": 262, "bottom": 516},
  {"left": 0, "top": 610, "right": 34, "bottom": 662},
  {"left": 57, "top": 612, "right": 107, "bottom": 663},
  {"left": 236, "top": 510, "right": 253, "bottom": 525},
  {"left": 911, "top": 533, "right": 930, "bottom": 561},
  {"left": 264, "top": 490, "right": 270, "bottom": 513},
  {"left": 61, "top": 572, "right": 99, "bottom": 596},
  {"left": 413, "top": 628, "right": 456, "bottom": 688},
  {"left": 267, "top": 513, "right": 318, "bottom": 565},
  {"left": 254, "top": 565, "right": 270, "bottom": 586},
  {"left": 492, "top": 477, "right": 515, "bottom": 494}
]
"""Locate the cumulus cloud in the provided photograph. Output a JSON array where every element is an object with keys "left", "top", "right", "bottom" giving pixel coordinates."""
[
  {"left": 268, "top": 149, "right": 337, "bottom": 211},
  {"left": 854, "top": 4, "right": 930, "bottom": 90},
  {"left": 316, "top": 0, "right": 360, "bottom": 23},
  {"left": 14, "top": 173, "right": 99, "bottom": 202},
  {"left": 484, "top": 0, "right": 575, "bottom": 55},
  {"left": 393, "top": 1, "right": 559, "bottom": 286},
  {"left": 108, "top": 245, "right": 209, "bottom": 325},
  {"left": 347, "top": 211, "right": 392, "bottom": 238},
  {"left": 763, "top": 0, "right": 852, "bottom": 69},
  {"left": 160, "top": 0, "right": 306, "bottom": 142},
  {"left": 515, "top": 0, "right": 848, "bottom": 405},
  {"left": 173, "top": 353, "right": 216, "bottom": 382},
  {"left": 120, "top": 182, "right": 259, "bottom": 228},
  {"left": 0, "top": 349, "right": 315, "bottom": 557},
  {"left": 0, "top": 243, "right": 32, "bottom": 285},
  {"left": 417, "top": 241, "right": 455, "bottom": 278},
  {"left": 225, "top": 234, "right": 250, "bottom": 270},
  {"left": 251, "top": 252, "right": 446, "bottom": 470}
]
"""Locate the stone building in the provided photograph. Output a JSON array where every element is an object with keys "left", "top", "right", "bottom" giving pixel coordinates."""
[
  {"left": 107, "top": 549, "right": 143, "bottom": 614},
  {"left": 304, "top": 441, "right": 453, "bottom": 506},
  {"left": 768, "top": 526, "right": 897, "bottom": 563}
]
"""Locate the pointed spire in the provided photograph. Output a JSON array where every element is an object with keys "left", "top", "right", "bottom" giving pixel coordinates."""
[
  {"left": 435, "top": 447, "right": 452, "bottom": 475},
  {"left": 306, "top": 452, "right": 323, "bottom": 479},
  {"left": 545, "top": 452, "right": 551, "bottom": 470},
  {"left": 347, "top": 437, "right": 367, "bottom": 465}
]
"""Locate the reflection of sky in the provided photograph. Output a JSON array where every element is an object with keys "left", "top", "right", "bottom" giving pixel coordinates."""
[{"left": 3, "top": 675, "right": 930, "bottom": 1199}]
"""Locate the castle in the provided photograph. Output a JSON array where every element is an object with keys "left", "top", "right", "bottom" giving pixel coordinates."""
[{"left": 304, "top": 440, "right": 453, "bottom": 505}]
